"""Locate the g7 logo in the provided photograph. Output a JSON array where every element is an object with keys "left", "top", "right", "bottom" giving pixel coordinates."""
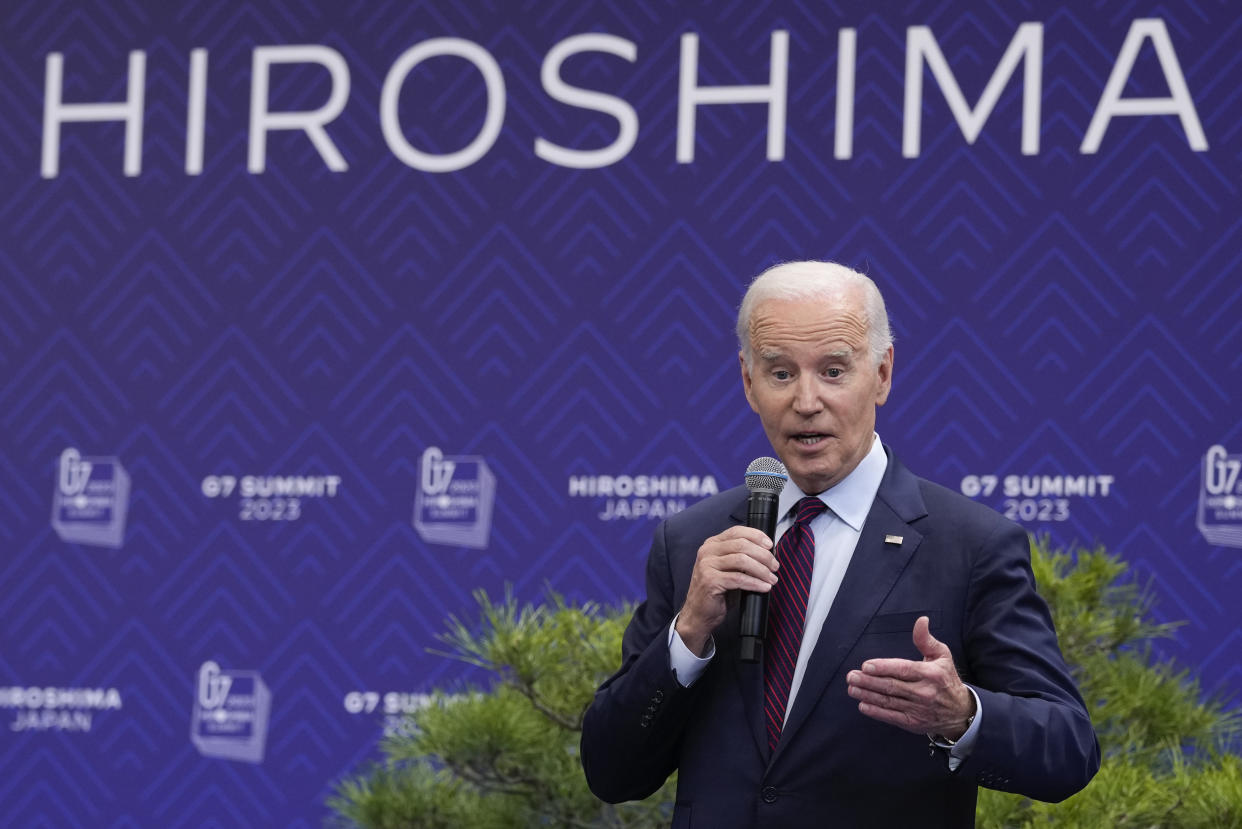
[
  {"left": 421, "top": 447, "right": 456, "bottom": 496},
  {"left": 1204, "top": 445, "right": 1241, "bottom": 495}
]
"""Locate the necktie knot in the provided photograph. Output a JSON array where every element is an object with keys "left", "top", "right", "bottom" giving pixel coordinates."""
[{"left": 792, "top": 496, "right": 827, "bottom": 526}]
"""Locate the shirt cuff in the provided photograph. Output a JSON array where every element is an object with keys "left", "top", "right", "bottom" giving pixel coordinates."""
[
  {"left": 667, "top": 614, "right": 715, "bottom": 687},
  {"left": 929, "top": 685, "right": 982, "bottom": 772}
]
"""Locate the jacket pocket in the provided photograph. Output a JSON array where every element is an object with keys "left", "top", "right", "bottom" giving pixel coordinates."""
[{"left": 863, "top": 609, "right": 941, "bottom": 635}]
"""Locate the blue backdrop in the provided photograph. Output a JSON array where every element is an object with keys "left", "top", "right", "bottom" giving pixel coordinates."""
[{"left": 2, "top": 1, "right": 1240, "bottom": 825}]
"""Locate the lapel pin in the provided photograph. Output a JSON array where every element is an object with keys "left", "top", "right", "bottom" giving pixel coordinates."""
[{"left": 884, "top": 534, "right": 903, "bottom": 545}]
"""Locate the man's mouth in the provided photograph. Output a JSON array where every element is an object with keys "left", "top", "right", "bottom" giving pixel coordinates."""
[{"left": 792, "top": 432, "right": 828, "bottom": 446}]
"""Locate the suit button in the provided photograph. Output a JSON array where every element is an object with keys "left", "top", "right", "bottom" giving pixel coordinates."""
[{"left": 761, "top": 786, "right": 778, "bottom": 803}]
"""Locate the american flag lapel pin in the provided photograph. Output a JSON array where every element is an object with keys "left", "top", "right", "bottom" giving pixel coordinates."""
[{"left": 884, "top": 534, "right": 903, "bottom": 545}]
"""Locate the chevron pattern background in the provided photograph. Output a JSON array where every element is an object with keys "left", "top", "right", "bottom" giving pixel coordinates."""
[{"left": 2, "top": 0, "right": 1241, "bottom": 824}]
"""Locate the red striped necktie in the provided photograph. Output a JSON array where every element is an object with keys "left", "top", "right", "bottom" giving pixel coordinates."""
[{"left": 763, "top": 496, "right": 828, "bottom": 751}]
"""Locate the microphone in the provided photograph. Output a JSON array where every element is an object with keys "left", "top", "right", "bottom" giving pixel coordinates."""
[{"left": 739, "top": 456, "right": 788, "bottom": 663}]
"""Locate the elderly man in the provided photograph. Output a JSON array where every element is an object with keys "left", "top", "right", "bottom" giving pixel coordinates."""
[{"left": 580, "top": 261, "right": 1099, "bottom": 828}]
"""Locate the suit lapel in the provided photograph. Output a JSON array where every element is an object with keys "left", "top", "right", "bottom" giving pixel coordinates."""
[{"left": 771, "top": 454, "right": 927, "bottom": 759}]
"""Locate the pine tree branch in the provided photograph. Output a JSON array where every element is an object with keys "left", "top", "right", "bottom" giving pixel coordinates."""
[
  {"left": 444, "top": 758, "right": 539, "bottom": 798},
  {"left": 508, "top": 677, "right": 585, "bottom": 732}
]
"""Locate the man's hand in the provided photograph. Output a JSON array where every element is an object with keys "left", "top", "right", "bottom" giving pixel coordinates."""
[
  {"left": 845, "top": 616, "right": 976, "bottom": 739},
  {"left": 674, "top": 526, "right": 779, "bottom": 656}
]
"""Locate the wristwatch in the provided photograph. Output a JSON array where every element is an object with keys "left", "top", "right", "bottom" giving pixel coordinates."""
[{"left": 930, "top": 711, "right": 975, "bottom": 748}]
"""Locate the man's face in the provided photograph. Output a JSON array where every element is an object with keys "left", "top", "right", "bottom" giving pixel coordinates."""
[{"left": 740, "top": 293, "right": 893, "bottom": 494}]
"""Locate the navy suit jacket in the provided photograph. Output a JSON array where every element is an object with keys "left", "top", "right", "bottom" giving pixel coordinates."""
[{"left": 581, "top": 448, "right": 1099, "bottom": 829}]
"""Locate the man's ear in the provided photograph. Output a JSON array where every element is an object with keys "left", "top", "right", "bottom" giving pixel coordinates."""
[
  {"left": 740, "top": 351, "right": 759, "bottom": 413},
  {"left": 875, "top": 345, "right": 894, "bottom": 406}
]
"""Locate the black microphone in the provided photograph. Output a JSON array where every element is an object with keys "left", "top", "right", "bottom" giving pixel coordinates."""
[{"left": 739, "top": 457, "right": 788, "bottom": 663}]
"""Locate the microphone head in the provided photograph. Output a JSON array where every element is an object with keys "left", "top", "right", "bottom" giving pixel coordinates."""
[{"left": 745, "top": 457, "right": 788, "bottom": 495}]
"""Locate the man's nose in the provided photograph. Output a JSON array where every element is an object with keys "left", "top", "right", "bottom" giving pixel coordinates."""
[{"left": 792, "top": 375, "right": 823, "bottom": 414}]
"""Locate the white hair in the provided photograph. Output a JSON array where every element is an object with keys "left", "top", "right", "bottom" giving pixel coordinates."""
[{"left": 736, "top": 260, "right": 893, "bottom": 368}]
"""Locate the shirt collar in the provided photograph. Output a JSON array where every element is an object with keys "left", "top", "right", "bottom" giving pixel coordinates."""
[{"left": 777, "top": 434, "right": 888, "bottom": 531}]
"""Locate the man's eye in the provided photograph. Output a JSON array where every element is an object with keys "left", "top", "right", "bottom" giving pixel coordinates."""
[
  {"left": 825, "top": 368, "right": 843, "bottom": 378},
  {"left": 773, "top": 370, "right": 791, "bottom": 380}
]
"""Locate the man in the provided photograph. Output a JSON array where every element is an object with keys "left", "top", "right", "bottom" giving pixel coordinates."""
[{"left": 580, "top": 261, "right": 1099, "bottom": 828}]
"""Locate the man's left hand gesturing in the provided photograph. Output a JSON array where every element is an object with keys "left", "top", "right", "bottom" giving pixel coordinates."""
[{"left": 845, "top": 616, "right": 976, "bottom": 740}]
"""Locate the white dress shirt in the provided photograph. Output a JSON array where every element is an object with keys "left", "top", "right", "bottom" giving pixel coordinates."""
[{"left": 667, "top": 434, "right": 981, "bottom": 767}]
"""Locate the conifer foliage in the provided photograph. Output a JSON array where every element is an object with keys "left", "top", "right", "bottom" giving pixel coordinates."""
[
  {"left": 329, "top": 541, "right": 1241, "bottom": 828},
  {"left": 976, "top": 541, "right": 1241, "bottom": 828}
]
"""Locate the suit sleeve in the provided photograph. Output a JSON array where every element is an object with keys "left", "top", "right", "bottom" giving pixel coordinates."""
[
  {"left": 580, "top": 518, "right": 703, "bottom": 803},
  {"left": 958, "top": 519, "right": 1101, "bottom": 801}
]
